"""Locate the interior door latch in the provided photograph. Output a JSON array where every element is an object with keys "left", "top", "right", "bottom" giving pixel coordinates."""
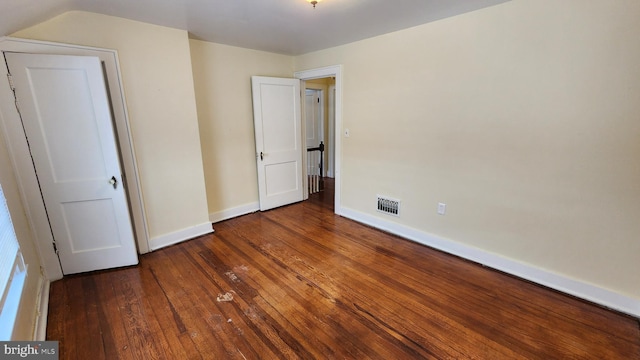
[{"left": 109, "top": 175, "right": 118, "bottom": 189}]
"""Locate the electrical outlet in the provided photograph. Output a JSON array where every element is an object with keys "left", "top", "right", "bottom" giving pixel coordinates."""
[{"left": 437, "top": 202, "right": 446, "bottom": 215}]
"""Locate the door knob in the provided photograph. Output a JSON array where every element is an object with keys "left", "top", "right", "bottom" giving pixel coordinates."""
[{"left": 109, "top": 176, "right": 118, "bottom": 189}]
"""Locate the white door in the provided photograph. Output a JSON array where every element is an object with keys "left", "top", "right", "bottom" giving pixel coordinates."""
[
  {"left": 305, "top": 89, "right": 322, "bottom": 149},
  {"left": 251, "top": 76, "right": 304, "bottom": 211},
  {"left": 5, "top": 52, "right": 138, "bottom": 275}
]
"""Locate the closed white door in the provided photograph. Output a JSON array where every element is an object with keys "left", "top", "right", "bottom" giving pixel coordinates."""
[
  {"left": 5, "top": 52, "right": 138, "bottom": 275},
  {"left": 251, "top": 76, "right": 303, "bottom": 211}
]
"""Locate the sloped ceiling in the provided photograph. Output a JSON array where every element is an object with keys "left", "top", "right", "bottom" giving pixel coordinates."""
[{"left": 0, "top": 0, "right": 511, "bottom": 55}]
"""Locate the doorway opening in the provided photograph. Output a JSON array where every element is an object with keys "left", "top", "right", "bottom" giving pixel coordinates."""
[
  {"left": 304, "top": 79, "right": 335, "bottom": 211},
  {"left": 295, "top": 65, "right": 342, "bottom": 215}
]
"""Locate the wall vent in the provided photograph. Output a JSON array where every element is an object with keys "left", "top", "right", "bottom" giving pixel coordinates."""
[{"left": 377, "top": 195, "right": 400, "bottom": 217}]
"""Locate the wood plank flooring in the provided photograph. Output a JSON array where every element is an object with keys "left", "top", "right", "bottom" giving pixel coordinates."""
[{"left": 47, "top": 180, "right": 640, "bottom": 359}]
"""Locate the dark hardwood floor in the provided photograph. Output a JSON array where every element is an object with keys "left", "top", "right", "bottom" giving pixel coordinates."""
[{"left": 47, "top": 179, "right": 640, "bottom": 359}]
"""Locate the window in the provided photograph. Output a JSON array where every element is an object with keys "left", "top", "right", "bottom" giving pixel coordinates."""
[{"left": 0, "top": 183, "right": 26, "bottom": 340}]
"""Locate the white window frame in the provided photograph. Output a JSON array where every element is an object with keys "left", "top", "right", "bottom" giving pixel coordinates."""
[{"left": 0, "top": 183, "right": 27, "bottom": 340}]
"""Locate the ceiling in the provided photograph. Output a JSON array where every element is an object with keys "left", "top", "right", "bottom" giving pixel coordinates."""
[{"left": 0, "top": 0, "right": 511, "bottom": 55}]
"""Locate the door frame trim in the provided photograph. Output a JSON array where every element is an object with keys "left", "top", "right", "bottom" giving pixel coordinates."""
[
  {"left": 0, "top": 37, "right": 150, "bottom": 280},
  {"left": 295, "top": 65, "right": 342, "bottom": 215},
  {"left": 327, "top": 84, "right": 336, "bottom": 178}
]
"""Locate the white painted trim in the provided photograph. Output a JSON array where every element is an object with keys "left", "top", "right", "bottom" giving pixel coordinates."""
[
  {"left": 327, "top": 84, "right": 336, "bottom": 178},
  {"left": 340, "top": 207, "right": 640, "bottom": 318},
  {"left": 150, "top": 222, "right": 213, "bottom": 251},
  {"left": 294, "top": 65, "right": 343, "bottom": 216},
  {"left": 300, "top": 80, "right": 309, "bottom": 201},
  {"left": 32, "top": 277, "right": 50, "bottom": 341},
  {"left": 0, "top": 79, "right": 61, "bottom": 280},
  {"left": 209, "top": 202, "right": 259, "bottom": 223}
]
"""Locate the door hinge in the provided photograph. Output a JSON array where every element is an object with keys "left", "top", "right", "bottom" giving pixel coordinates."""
[
  {"left": 6, "top": 72, "right": 22, "bottom": 113},
  {"left": 52, "top": 241, "right": 59, "bottom": 255},
  {"left": 7, "top": 73, "right": 15, "bottom": 91}
]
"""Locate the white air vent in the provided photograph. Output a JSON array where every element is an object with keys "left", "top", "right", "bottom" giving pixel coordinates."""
[{"left": 377, "top": 195, "right": 400, "bottom": 217}]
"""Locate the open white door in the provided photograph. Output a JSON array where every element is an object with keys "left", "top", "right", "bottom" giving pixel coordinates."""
[
  {"left": 5, "top": 52, "right": 138, "bottom": 274},
  {"left": 305, "top": 89, "right": 322, "bottom": 149},
  {"left": 251, "top": 76, "right": 304, "bottom": 211}
]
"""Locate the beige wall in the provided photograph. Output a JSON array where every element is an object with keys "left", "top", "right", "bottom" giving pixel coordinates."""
[
  {"left": 13, "top": 12, "right": 210, "bottom": 244},
  {"left": 295, "top": 0, "right": 640, "bottom": 300},
  {"left": 189, "top": 40, "right": 294, "bottom": 217},
  {"left": 0, "top": 134, "right": 42, "bottom": 339}
]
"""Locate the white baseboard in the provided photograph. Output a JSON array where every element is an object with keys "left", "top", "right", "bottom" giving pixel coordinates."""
[
  {"left": 32, "top": 277, "right": 50, "bottom": 341},
  {"left": 210, "top": 202, "right": 259, "bottom": 223},
  {"left": 340, "top": 207, "right": 640, "bottom": 318},
  {"left": 150, "top": 222, "right": 214, "bottom": 251}
]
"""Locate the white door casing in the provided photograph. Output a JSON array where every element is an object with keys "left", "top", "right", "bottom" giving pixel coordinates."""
[
  {"left": 5, "top": 52, "right": 138, "bottom": 274},
  {"left": 252, "top": 76, "right": 304, "bottom": 211},
  {"left": 327, "top": 85, "right": 336, "bottom": 178}
]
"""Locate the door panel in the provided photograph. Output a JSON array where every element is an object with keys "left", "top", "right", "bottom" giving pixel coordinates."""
[
  {"left": 261, "top": 84, "right": 299, "bottom": 152},
  {"left": 5, "top": 52, "right": 138, "bottom": 274},
  {"left": 29, "top": 68, "right": 107, "bottom": 182},
  {"left": 265, "top": 162, "right": 300, "bottom": 195},
  {"left": 62, "top": 199, "right": 122, "bottom": 252},
  {"left": 252, "top": 76, "right": 303, "bottom": 210}
]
